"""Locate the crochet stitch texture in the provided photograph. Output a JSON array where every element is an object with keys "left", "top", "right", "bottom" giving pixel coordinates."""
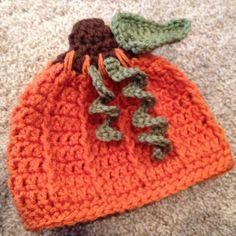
[
  {"left": 112, "top": 13, "right": 191, "bottom": 53},
  {"left": 7, "top": 13, "right": 234, "bottom": 231}
]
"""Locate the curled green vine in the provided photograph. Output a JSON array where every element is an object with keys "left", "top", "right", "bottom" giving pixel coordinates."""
[
  {"left": 104, "top": 57, "right": 171, "bottom": 159},
  {"left": 88, "top": 65, "right": 122, "bottom": 142}
]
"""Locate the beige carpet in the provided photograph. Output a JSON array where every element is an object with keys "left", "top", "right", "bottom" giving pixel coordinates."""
[{"left": 0, "top": 0, "right": 235, "bottom": 235}]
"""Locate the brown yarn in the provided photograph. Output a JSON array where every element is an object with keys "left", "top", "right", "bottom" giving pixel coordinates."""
[{"left": 54, "top": 18, "right": 131, "bottom": 72}]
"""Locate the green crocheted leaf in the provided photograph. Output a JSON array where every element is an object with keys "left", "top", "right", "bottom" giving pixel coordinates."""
[{"left": 112, "top": 12, "right": 191, "bottom": 54}]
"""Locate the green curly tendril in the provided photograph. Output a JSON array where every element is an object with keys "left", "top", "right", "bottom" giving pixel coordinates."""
[
  {"left": 88, "top": 57, "right": 171, "bottom": 159},
  {"left": 88, "top": 65, "right": 122, "bottom": 142},
  {"left": 104, "top": 57, "right": 171, "bottom": 159}
]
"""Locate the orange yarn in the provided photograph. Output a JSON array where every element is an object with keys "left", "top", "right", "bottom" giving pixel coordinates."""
[
  {"left": 82, "top": 55, "right": 90, "bottom": 74},
  {"left": 115, "top": 48, "right": 131, "bottom": 67},
  {"left": 64, "top": 50, "right": 75, "bottom": 72},
  {"left": 7, "top": 53, "right": 234, "bottom": 231}
]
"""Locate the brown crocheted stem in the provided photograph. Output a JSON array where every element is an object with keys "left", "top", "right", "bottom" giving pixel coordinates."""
[{"left": 54, "top": 18, "right": 133, "bottom": 73}]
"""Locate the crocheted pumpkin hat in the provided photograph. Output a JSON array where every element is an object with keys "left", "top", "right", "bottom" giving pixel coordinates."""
[{"left": 8, "top": 13, "right": 234, "bottom": 231}]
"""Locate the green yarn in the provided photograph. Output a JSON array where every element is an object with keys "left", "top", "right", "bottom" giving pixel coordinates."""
[
  {"left": 111, "top": 12, "right": 191, "bottom": 54},
  {"left": 88, "top": 65, "right": 122, "bottom": 141},
  {"left": 104, "top": 57, "right": 171, "bottom": 160},
  {"left": 87, "top": 11, "right": 191, "bottom": 158},
  {"left": 88, "top": 58, "right": 171, "bottom": 159}
]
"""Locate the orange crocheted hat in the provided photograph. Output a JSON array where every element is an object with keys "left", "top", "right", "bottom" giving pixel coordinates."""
[{"left": 8, "top": 13, "right": 234, "bottom": 231}]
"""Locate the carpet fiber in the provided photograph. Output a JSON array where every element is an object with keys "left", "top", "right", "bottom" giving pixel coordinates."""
[{"left": 0, "top": 0, "right": 235, "bottom": 235}]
